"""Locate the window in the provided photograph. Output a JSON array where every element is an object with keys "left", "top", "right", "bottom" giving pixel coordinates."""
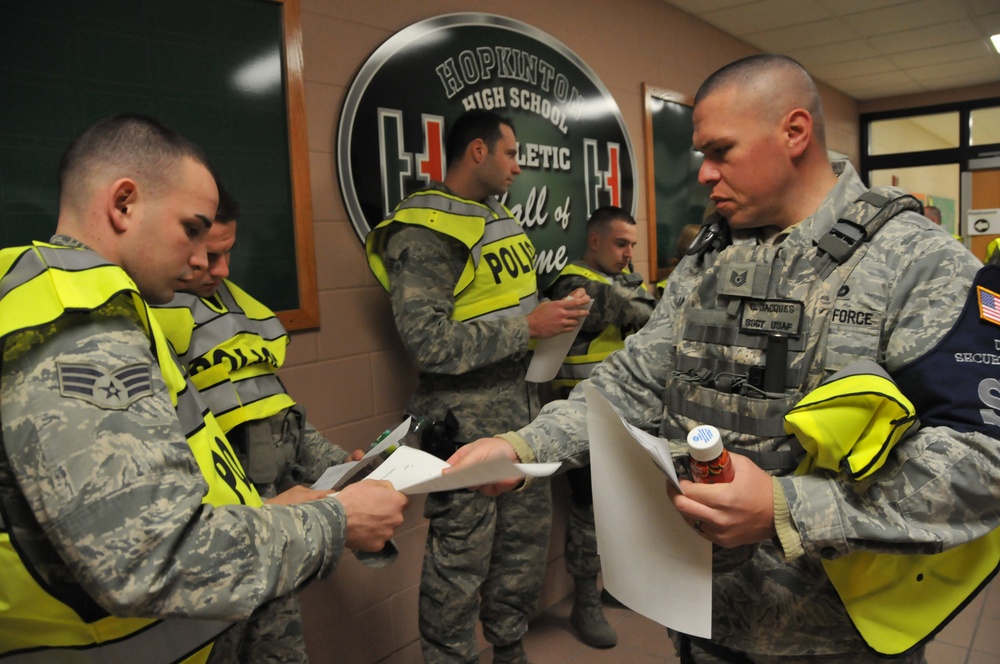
[{"left": 869, "top": 112, "right": 959, "bottom": 155}]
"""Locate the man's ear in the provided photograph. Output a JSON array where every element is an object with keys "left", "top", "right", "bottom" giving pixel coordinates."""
[
  {"left": 109, "top": 178, "right": 137, "bottom": 232},
  {"left": 469, "top": 138, "right": 487, "bottom": 165},
  {"left": 785, "top": 108, "right": 812, "bottom": 159},
  {"left": 586, "top": 230, "right": 601, "bottom": 253}
]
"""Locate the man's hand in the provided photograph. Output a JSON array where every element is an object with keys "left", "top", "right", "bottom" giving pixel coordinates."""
[
  {"left": 526, "top": 287, "right": 591, "bottom": 338},
  {"left": 336, "top": 479, "right": 410, "bottom": 552},
  {"left": 667, "top": 454, "right": 776, "bottom": 547},
  {"left": 445, "top": 437, "right": 522, "bottom": 496},
  {"left": 347, "top": 448, "right": 365, "bottom": 462}
]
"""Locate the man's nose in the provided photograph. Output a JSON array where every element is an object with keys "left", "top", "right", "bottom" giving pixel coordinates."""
[
  {"left": 698, "top": 160, "right": 719, "bottom": 186},
  {"left": 190, "top": 246, "right": 208, "bottom": 272},
  {"left": 211, "top": 258, "right": 230, "bottom": 280}
]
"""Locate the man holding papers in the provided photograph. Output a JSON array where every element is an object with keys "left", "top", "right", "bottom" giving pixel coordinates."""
[
  {"left": 448, "top": 55, "right": 999, "bottom": 663},
  {"left": 366, "top": 109, "right": 589, "bottom": 664}
]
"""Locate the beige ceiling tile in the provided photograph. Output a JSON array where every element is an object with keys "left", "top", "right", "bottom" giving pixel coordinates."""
[
  {"left": 968, "top": 0, "right": 1000, "bottom": 17},
  {"left": 815, "top": 0, "right": 912, "bottom": 14},
  {"left": 660, "top": 0, "right": 752, "bottom": 15},
  {"left": 701, "top": 0, "right": 835, "bottom": 36},
  {"left": 788, "top": 39, "right": 883, "bottom": 66},
  {"left": 745, "top": 18, "right": 859, "bottom": 52},
  {"left": 889, "top": 41, "right": 995, "bottom": 68},
  {"left": 920, "top": 70, "right": 1000, "bottom": 89},
  {"left": 978, "top": 12, "right": 1000, "bottom": 35},
  {"left": 810, "top": 57, "right": 901, "bottom": 81},
  {"left": 842, "top": 0, "right": 974, "bottom": 37},
  {"left": 828, "top": 69, "right": 917, "bottom": 89},
  {"left": 907, "top": 56, "right": 999, "bottom": 80},
  {"left": 875, "top": 19, "right": 983, "bottom": 54},
  {"left": 841, "top": 80, "right": 929, "bottom": 100}
]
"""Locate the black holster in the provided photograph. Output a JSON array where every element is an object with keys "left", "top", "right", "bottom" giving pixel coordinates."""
[{"left": 420, "top": 410, "right": 460, "bottom": 461}]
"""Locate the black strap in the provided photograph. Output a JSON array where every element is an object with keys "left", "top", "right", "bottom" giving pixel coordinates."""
[{"left": 816, "top": 188, "right": 923, "bottom": 278}]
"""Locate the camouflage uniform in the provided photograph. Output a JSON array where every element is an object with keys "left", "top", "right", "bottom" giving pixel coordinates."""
[
  {"left": 156, "top": 283, "right": 355, "bottom": 663},
  {"left": 504, "top": 163, "right": 1000, "bottom": 659},
  {"left": 0, "top": 236, "right": 349, "bottom": 660},
  {"left": 373, "top": 185, "right": 551, "bottom": 664},
  {"left": 546, "top": 264, "right": 655, "bottom": 577}
]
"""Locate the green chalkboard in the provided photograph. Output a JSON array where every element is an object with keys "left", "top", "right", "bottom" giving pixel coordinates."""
[
  {"left": 642, "top": 85, "right": 711, "bottom": 281},
  {"left": 0, "top": 0, "right": 318, "bottom": 329}
]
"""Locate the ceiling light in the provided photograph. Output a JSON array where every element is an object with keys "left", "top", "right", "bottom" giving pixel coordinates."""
[{"left": 992, "top": 34, "right": 1000, "bottom": 54}]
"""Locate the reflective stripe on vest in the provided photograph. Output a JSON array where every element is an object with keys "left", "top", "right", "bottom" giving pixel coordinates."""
[
  {"left": 0, "top": 243, "right": 260, "bottom": 660},
  {"left": 153, "top": 279, "right": 294, "bottom": 432},
  {"left": 785, "top": 358, "right": 999, "bottom": 656},
  {"left": 366, "top": 189, "right": 539, "bottom": 322},
  {"left": 551, "top": 263, "right": 638, "bottom": 389}
]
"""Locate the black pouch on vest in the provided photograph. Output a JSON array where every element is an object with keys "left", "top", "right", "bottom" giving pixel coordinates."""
[{"left": 420, "top": 409, "right": 460, "bottom": 461}]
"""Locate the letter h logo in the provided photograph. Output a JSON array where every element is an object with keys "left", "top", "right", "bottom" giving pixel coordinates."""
[{"left": 377, "top": 109, "right": 445, "bottom": 215}]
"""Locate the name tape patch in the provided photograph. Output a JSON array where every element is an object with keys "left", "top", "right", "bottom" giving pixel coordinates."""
[{"left": 739, "top": 299, "right": 804, "bottom": 336}]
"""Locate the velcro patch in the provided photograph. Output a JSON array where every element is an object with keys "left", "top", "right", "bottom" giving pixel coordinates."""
[
  {"left": 718, "top": 262, "right": 757, "bottom": 298},
  {"left": 57, "top": 361, "right": 154, "bottom": 410},
  {"left": 739, "top": 299, "right": 804, "bottom": 336},
  {"left": 386, "top": 248, "right": 410, "bottom": 276},
  {"left": 978, "top": 285, "right": 1000, "bottom": 327}
]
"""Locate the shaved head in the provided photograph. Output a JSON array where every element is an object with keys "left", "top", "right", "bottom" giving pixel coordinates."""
[{"left": 695, "top": 54, "right": 826, "bottom": 149}]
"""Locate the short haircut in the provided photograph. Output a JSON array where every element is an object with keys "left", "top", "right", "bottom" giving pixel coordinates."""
[
  {"left": 695, "top": 54, "right": 826, "bottom": 147},
  {"left": 924, "top": 205, "right": 942, "bottom": 221},
  {"left": 587, "top": 205, "right": 636, "bottom": 234},
  {"left": 215, "top": 181, "right": 241, "bottom": 223},
  {"left": 58, "top": 113, "right": 215, "bottom": 207},
  {"left": 445, "top": 110, "right": 514, "bottom": 165}
]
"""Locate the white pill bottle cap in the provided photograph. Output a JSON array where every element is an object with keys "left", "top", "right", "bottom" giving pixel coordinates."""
[{"left": 687, "top": 424, "right": 723, "bottom": 462}]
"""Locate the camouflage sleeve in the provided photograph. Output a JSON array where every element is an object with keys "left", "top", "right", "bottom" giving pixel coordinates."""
[
  {"left": 779, "top": 226, "right": 1000, "bottom": 559},
  {"left": 517, "top": 291, "right": 674, "bottom": 463},
  {"left": 383, "top": 225, "right": 531, "bottom": 374},
  {"left": 1, "top": 301, "right": 346, "bottom": 621},
  {"left": 291, "top": 419, "right": 351, "bottom": 483},
  {"left": 549, "top": 273, "right": 654, "bottom": 333}
]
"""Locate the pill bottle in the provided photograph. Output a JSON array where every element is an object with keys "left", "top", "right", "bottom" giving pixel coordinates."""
[{"left": 687, "top": 424, "right": 734, "bottom": 484}]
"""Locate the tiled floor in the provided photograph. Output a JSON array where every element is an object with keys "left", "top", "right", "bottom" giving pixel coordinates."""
[{"left": 481, "top": 574, "right": 1000, "bottom": 663}]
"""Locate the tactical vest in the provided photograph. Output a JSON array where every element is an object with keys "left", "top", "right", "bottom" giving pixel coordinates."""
[
  {"left": 662, "top": 190, "right": 993, "bottom": 654},
  {"left": 551, "top": 263, "right": 649, "bottom": 391},
  {"left": 0, "top": 243, "right": 262, "bottom": 662},
  {"left": 153, "top": 279, "right": 294, "bottom": 433},
  {"left": 366, "top": 188, "right": 539, "bottom": 322}
]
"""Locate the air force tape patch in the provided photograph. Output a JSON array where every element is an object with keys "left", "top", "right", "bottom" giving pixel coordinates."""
[{"left": 57, "top": 361, "right": 154, "bottom": 409}]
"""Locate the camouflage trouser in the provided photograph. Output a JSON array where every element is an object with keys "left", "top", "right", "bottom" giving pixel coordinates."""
[
  {"left": 564, "top": 465, "right": 601, "bottom": 578},
  {"left": 209, "top": 593, "right": 309, "bottom": 663},
  {"left": 419, "top": 479, "right": 552, "bottom": 663},
  {"left": 672, "top": 633, "right": 927, "bottom": 664}
]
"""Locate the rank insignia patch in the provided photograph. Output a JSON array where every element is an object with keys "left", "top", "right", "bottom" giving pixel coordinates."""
[{"left": 57, "top": 362, "right": 154, "bottom": 409}]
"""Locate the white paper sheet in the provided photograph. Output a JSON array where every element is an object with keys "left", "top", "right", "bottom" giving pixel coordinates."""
[
  {"left": 310, "top": 418, "right": 411, "bottom": 491},
  {"left": 364, "top": 445, "right": 560, "bottom": 495},
  {"left": 525, "top": 300, "right": 593, "bottom": 382},
  {"left": 584, "top": 384, "right": 713, "bottom": 638}
]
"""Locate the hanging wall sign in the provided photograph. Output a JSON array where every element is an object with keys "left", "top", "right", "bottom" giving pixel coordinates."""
[{"left": 337, "top": 13, "right": 636, "bottom": 286}]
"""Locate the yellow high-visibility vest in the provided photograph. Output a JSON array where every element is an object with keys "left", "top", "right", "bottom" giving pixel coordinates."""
[
  {"left": 0, "top": 243, "right": 261, "bottom": 661},
  {"left": 366, "top": 189, "right": 539, "bottom": 323},
  {"left": 785, "top": 359, "right": 1000, "bottom": 656}
]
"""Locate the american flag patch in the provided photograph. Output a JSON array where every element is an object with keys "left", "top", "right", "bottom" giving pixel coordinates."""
[
  {"left": 57, "top": 362, "right": 154, "bottom": 410},
  {"left": 978, "top": 286, "right": 1000, "bottom": 326}
]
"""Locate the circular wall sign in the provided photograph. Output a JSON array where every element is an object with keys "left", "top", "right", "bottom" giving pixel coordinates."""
[{"left": 337, "top": 13, "right": 636, "bottom": 285}]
